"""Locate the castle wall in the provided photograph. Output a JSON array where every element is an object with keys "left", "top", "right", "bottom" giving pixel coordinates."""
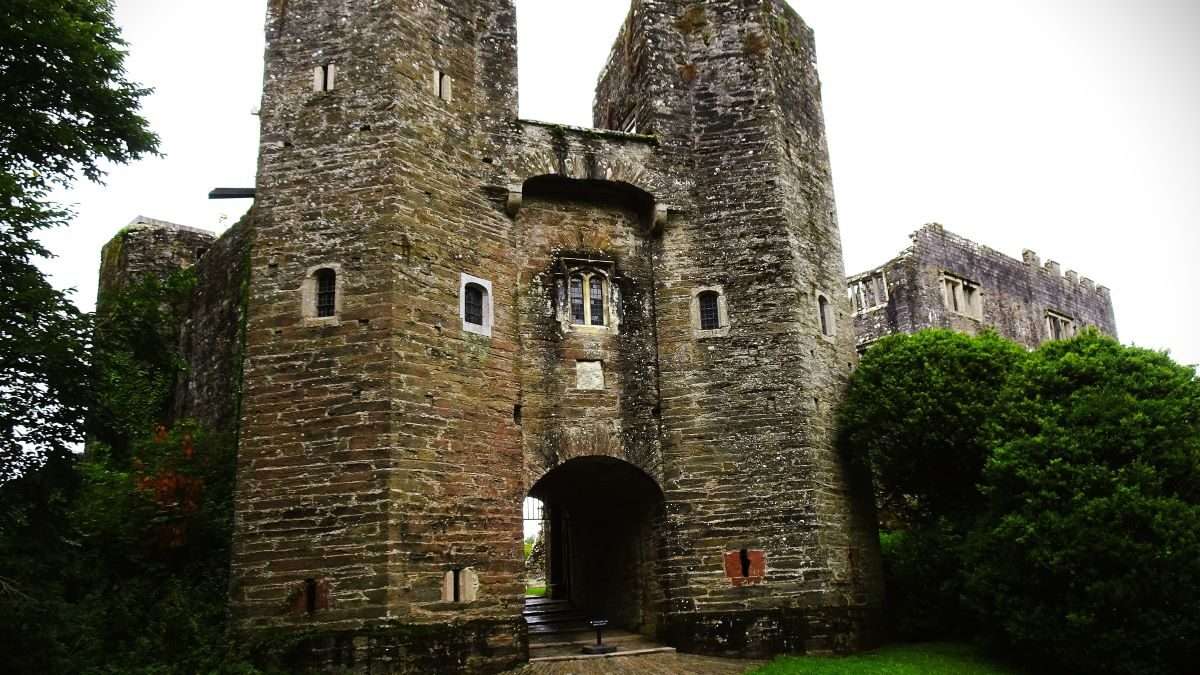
[
  {"left": 513, "top": 193, "right": 661, "bottom": 486},
  {"left": 97, "top": 216, "right": 215, "bottom": 309},
  {"left": 97, "top": 216, "right": 250, "bottom": 436},
  {"left": 172, "top": 216, "right": 252, "bottom": 432},
  {"left": 767, "top": 2, "right": 886, "bottom": 640},
  {"left": 850, "top": 224, "right": 1117, "bottom": 351}
]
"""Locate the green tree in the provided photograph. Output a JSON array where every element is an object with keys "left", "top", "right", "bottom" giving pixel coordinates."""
[
  {"left": 966, "top": 333, "right": 1200, "bottom": 675},
  {"left": 0, "top": 256, "right": 92, "bottom": 479},
  {"left": 1, "top": 271, "right": 253, "bottom": 674},
  {"left": 0, "top": 0, "right": 157, "bottom": 477},
  {"left": 838, "top": 329, "right": 1027, "bottom": 525}
]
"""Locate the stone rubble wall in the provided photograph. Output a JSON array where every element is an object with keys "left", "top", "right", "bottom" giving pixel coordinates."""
[
  {"left": 231, "top": 1, "right": 527, "bottom": 672},
  {"left": 171, "top": 215, "right": 253, "bottom": 433},
  {"left": 97, "top": 216, "right": 216, "bottom": 309}
]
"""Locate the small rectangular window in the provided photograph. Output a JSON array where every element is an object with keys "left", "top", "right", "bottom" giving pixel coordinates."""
[
  {"left": 817, "top": 294, "right": 834, "bottom": 337},
  {"left": 459, "top": 274, "right": 493, "bottom": 337},
  {"left": 316, "top": 269, "right": 337, "bottom": 317},
  {"left": 442, "top": 567, "right": 477, "bottom": 603},
  {"left": 435, "top": 70, "right": 452, "bottom": 102},
  {"left": 464, "top": 284, "right": 484, "bottom": 326},
  {"left": 314, "top": 63, "right": 337, "bottom": 93},
  {"left": 699, "top": 292, "right": 720, "bottom": 330}
]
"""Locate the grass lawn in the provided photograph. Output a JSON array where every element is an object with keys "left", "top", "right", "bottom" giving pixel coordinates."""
[
  {"left": 524, "top": 585, "right": 546, "bottom": 598},
  {"left": 749, "top": 643, "right": 1023, "bottom": 675}
]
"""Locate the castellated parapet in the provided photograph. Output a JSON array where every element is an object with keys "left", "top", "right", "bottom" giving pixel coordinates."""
[
  {"left": 848, "top": 223, "right": 1118, "bottom": 351},
  {"left": 97, "top": 1, "right": 886, "bottom": 671}
]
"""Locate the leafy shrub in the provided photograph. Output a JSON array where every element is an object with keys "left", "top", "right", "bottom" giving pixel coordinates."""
[
  {"left": 966, "top": 333, "right": 1200, "bottom": 675},
  {"left": 0, "top": 264, "right": 259, "bottom": 674},
  {"left": 839, "top": 330, "right": 1026, "bottom": 526},
  {"left": 841, "top": 330, "right": 1024, "bottom": 641}
]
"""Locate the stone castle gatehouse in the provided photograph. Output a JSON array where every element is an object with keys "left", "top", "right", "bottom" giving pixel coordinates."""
[{"left": 98, "top": 1, "right": 887, "bottom": 671}]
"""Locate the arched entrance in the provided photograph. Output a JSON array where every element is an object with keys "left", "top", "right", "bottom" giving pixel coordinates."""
[{"left": 525, "top": 456, "right": 665, "bottom": 638}]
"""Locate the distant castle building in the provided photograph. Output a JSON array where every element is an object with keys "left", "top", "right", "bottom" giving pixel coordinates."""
[
  {"left": 93, "top": 1, "right": 1111, "bottom": 673},
  {"left": 847, "top": 224, "right": 1117, "bottom": 352}
]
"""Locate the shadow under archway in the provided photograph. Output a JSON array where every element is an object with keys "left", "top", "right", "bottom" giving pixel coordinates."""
[{"left": 528, "top": 456, "right": 666, "bottom": 637}]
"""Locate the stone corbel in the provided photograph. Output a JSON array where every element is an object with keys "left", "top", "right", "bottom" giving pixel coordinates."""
[
  {"left": 651, "top": 203, "right": 670, "bottom": 234},
  {"left": 505, "top": 185, "right": 523, "bottom": 217}
]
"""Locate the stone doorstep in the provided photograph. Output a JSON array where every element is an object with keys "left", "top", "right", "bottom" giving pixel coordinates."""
[
  {"left": 530, "top": 632, "right": 651, "bottom": 650},
  {"left": 528, "top": 647, "right": 678, "bottom": 663}
]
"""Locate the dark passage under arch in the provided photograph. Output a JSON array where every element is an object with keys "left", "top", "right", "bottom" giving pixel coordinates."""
[{"left": 527, "top": 456, "right": 665, "bottom": 637}]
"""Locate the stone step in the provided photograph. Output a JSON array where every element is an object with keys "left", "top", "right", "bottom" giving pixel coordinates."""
[
  {"left": 522, "top": 598, "right": 569, "bottom": 611},
  {"left": 528, "top": 620, "right": 593, "bottom": 635},
  {"left": 528, "top": 647, "right": 678, "bottom": 663},
  {"left": 529, "top": 631, "right": 646, "bottom": 650},
  {"left": 524, "top": 614, "right": 588, "bottom": 626},
  {"left": 522, "top": 606, "right": 578, "bottom": 618}
]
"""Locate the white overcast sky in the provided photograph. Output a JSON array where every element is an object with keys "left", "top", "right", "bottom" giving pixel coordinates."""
[{"left": 39, "top": 0, "right": 1199, "bottom": 367}]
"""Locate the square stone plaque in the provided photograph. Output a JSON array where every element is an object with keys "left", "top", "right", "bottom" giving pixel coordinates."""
[{"left": 575, "top": 360, "right": 604, "bottom": 390}]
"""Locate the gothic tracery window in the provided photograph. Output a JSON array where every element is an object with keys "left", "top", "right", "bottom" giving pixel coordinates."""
[
  {"left": 559, "top": 265, "right": 612, "bottom": 329},
  {"left": 569, "top": 277, "right": 585, "bottom": 324}
]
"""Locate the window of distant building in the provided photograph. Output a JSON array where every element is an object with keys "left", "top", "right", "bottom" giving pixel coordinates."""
[
  {"left": 1045, "top": 310, "right": 1076, "bottom": 341},
  {"left": 849, "top": 271, "right": 888, "bottom": 314},
  {"left": 940, "top": 272, "right": 983, "bottom": 320}
]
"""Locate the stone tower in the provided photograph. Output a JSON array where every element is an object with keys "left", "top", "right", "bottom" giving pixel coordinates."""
[
  {"left": 224, "top": 0, "right": 882, "bottom": 671},
  {"left": 590, "top": 0, "right": 883, "bottom": 653},
  {"left": 230, "top": 0, "right": 527, "bottom": 670}
]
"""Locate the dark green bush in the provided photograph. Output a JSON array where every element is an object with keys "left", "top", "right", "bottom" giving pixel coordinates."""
[
  {"left": 839, "top": 329, "right": 1026, "bottom": 526},
  {"left": 879, "top": 524, "right": 973, "bottom": 641},
  {"left": 966, "top": 332, "right": 1200, "bottom": 675}
]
